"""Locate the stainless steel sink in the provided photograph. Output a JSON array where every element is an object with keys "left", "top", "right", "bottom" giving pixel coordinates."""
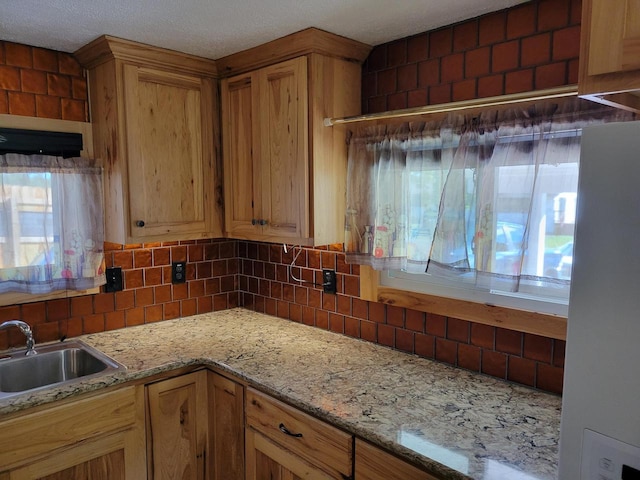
[{"left": 0, "top": 341, "right": 125, "bottom": 399}]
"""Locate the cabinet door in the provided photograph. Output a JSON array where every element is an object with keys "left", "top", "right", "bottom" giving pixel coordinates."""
[
  {"left": 123, "top": 65, "right": 215, "bottom": 239},
  {"left": 0, "top": 387, "right": 146, "bottom": 479},
  {"left": 584, "top": 0, "right": 640, "bottom": 77},
  {"left": 246, "top": 428, "right": 336, "bottom": 480},
  {"left": 208, "top": 371, "right": 245, "bottom": 480},
  {"left": 258, "top": 57, "right": 309, "bottom": 242},
  {"left": 221, "top": 72, "right": 261, "bottom": 238},
  {"left": 146, "top": 371, "right": 208, "bottom": 480},
  {"left": 3, "top": 430, "right": 139, "bottom": 480},
  {"left": 579, "top": 0, "right": 640, "bottom": 110},
  {"left": 354, "top": 439, "right": 440, "bottom": 480}
]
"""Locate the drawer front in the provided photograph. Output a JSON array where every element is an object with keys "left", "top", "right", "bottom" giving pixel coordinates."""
[
  {"left": 0, "top": 386, "right": 141, "bottom": 470},
  {"left": 246, "top": 388, "right": 352, "bottom": 478}
]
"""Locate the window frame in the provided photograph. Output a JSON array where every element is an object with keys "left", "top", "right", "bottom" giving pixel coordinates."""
[
  {"left": 360, "top": 265, "right": 567, "bottom": 339},
  {"left": 342, "top": 89, "right": 594, "bottom": 342},
  {"left": 0, "top": 114, "right": 99, "bottom": 306}
]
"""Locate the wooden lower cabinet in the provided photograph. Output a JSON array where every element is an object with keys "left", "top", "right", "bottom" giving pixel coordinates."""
[
  {"left": 0, "top": 368, "right": 441, "bottom": 480},
  {"left": 245, "top": 387, "right": 353, "bottom": 480},
  {"left": 354, "top": 439, "right": 440, "bottom": 480},
  {"left": 0, "top": 387, "right": 147, "bottom": 480},
  {"left": 146, "top": 369, "right": 245, "bottom": 480}
]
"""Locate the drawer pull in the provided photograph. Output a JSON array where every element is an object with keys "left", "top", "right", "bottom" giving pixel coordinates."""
[{"left": 279, "top": 423, "right": 303, "bottom": 438}]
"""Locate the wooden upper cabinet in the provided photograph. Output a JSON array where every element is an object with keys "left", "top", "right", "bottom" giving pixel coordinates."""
[
  {"left": 220, "top": 28, "right": 371, "bottom": 246},
  {"left": 222, "top": 58, "right": 308, "bottom": 242},
  {"left": 75, "top": 36, "right": 222, "bottom": 243},
  {"left": 579, "top": 0, "right": 640, "bottom": 112}
]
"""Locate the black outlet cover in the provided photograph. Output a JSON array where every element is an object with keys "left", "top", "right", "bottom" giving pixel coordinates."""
[
  {"left": 322, "top": 269, "right": 337, "bottom": 294},
  {"left": 105, "top": 267, "right": 123, "bottom": 292},
  {"left": 172, "top": 262, "right": 187, "bottom": 284}
]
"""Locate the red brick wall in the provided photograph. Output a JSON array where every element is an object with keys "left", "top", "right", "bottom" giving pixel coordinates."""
[
  {"left": 0, "top": 41, "right": 238, "bottom": 350},
  {"left": 0, "top": 41, "right": 87, "bottom": 121},
  {"left": 362, "top": 0, "right": 581, "bottom": 113}
]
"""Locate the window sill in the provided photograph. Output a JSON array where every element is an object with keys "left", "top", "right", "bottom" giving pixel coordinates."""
[
  {"left": 0, "top": 288, "right": 100, "bottom": 307},
  {"left": 359, "top": 265, "right": 567, "bottom": 340}
]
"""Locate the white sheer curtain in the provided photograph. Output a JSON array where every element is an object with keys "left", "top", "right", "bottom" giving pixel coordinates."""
[
  {"left": 344, "top": 99, "right": 631, "bottom": 292},
  {"left": 0, "top": 154, "right": 105, "bottom": 294}
]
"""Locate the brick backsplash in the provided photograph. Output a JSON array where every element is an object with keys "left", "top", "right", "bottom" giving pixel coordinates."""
[
  {"left": 238, "top": 241, "right": 565, "bottom": 395},
  {"left": 0, "top": 40, "right": 87, "bottom": 121},
  {"left": 0, "top": 239, "right": 239, "bottom": 350},
  {"left": 362, "top": 0, "right": 582, "bottom": 113}
]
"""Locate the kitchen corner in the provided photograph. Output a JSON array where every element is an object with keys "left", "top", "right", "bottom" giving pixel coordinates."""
[{"left": 1, "top": 308, "right": 561, "bottom": 480}]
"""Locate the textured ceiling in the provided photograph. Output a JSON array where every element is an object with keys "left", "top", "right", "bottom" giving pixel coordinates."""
[{"left": 0, "top": 0, "right": 528, "bottom": 59}]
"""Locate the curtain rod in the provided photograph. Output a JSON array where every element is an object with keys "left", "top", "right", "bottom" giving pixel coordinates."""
[{"left": 323, "top": 85, "right": 579, "bottom": 127}]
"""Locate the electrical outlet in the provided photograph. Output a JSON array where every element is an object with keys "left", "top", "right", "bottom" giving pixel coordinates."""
[
  {"left": 322, "top": 269, "right": 337, "bottom": 294},
  {"left": 172, "top": 262, "right": 187, "bottom": 284},
  {"left": 104, "top": 267, "right": 123, "bottom": 292}
]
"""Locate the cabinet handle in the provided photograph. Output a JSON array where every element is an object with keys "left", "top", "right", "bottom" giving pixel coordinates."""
[
  {"left": 135, "top": 220, "right": 145, "bottom": 227},
  {"left": 251, "top": 219, "right": 257, "bottom": 225},
  {"left": 259, "top": 219, "right": 268, "bottom": 226},
  {"left": 279, "top": 423, "right": 303, "bottom": 438}
]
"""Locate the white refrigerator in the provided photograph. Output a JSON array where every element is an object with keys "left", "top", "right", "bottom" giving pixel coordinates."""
[{"left": 559, "top": 121, "right": 640, "bottom": 479}]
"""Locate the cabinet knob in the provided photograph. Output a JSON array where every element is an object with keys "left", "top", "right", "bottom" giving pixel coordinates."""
[
  {"left": 135, "top": 220, "right": 145, "bottom": 227},
  {"left": 251, "top": 219, "right": 257, "bottom": 225},
  {"left": 259, "top": 219, "right": 268, "bottom": 226}
]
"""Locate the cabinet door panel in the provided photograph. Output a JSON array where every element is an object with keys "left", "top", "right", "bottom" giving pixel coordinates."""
[
  {"left": 5, "top": 429, "right": 143, "bottom": 480},
  {"left": 587, "top": 0, "right": 640, "bottom": 76},
  {"left": 208, "top": 371, "right": 244, "bottom": 480},
  {"left": 222, "top": 73, "right": 261, "bottom": 237},
  {"left": 259, "top": 57, "right": 309, "bottom": 241},
  {"left": 124, "top": 65, "right": 209, "bottom": 238},
  {"left": 147, "top": 371, "right": 208, "bottom": 480},
  {"left": 35, "top": 450, "right": 125, "bottom": 480},
  {"left": 0, "top": 387, "right": 140, "bottom": 470}
]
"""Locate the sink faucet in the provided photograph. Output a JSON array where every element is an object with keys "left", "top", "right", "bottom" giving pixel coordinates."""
[{"left": 0, "top": 320, "right": 37, "bottom": 356}]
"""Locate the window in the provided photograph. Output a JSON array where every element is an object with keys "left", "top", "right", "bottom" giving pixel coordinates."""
[
  {"left": 0, "top": 154, "right": 105, "bottom": 295},
  {"left": 344, "top": 99, "right": 631, "bottom": 317}
]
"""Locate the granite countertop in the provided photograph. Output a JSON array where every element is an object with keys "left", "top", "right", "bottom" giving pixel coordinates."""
[{"left": 0, "top": 308, "right": 561, "bottom": 480}]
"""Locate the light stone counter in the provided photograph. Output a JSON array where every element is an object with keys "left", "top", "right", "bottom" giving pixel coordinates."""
[{"left": 0, "top": 308, "right": 561, "bottom": 480}]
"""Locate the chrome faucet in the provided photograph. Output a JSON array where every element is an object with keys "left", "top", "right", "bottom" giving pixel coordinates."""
[{"left": 0, "top": 320, "right": 37, "bottom": 356}]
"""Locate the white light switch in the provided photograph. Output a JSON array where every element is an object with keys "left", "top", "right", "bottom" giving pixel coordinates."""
[{"left": 582, "top": 430, "right": 640, "bottom": 479}]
